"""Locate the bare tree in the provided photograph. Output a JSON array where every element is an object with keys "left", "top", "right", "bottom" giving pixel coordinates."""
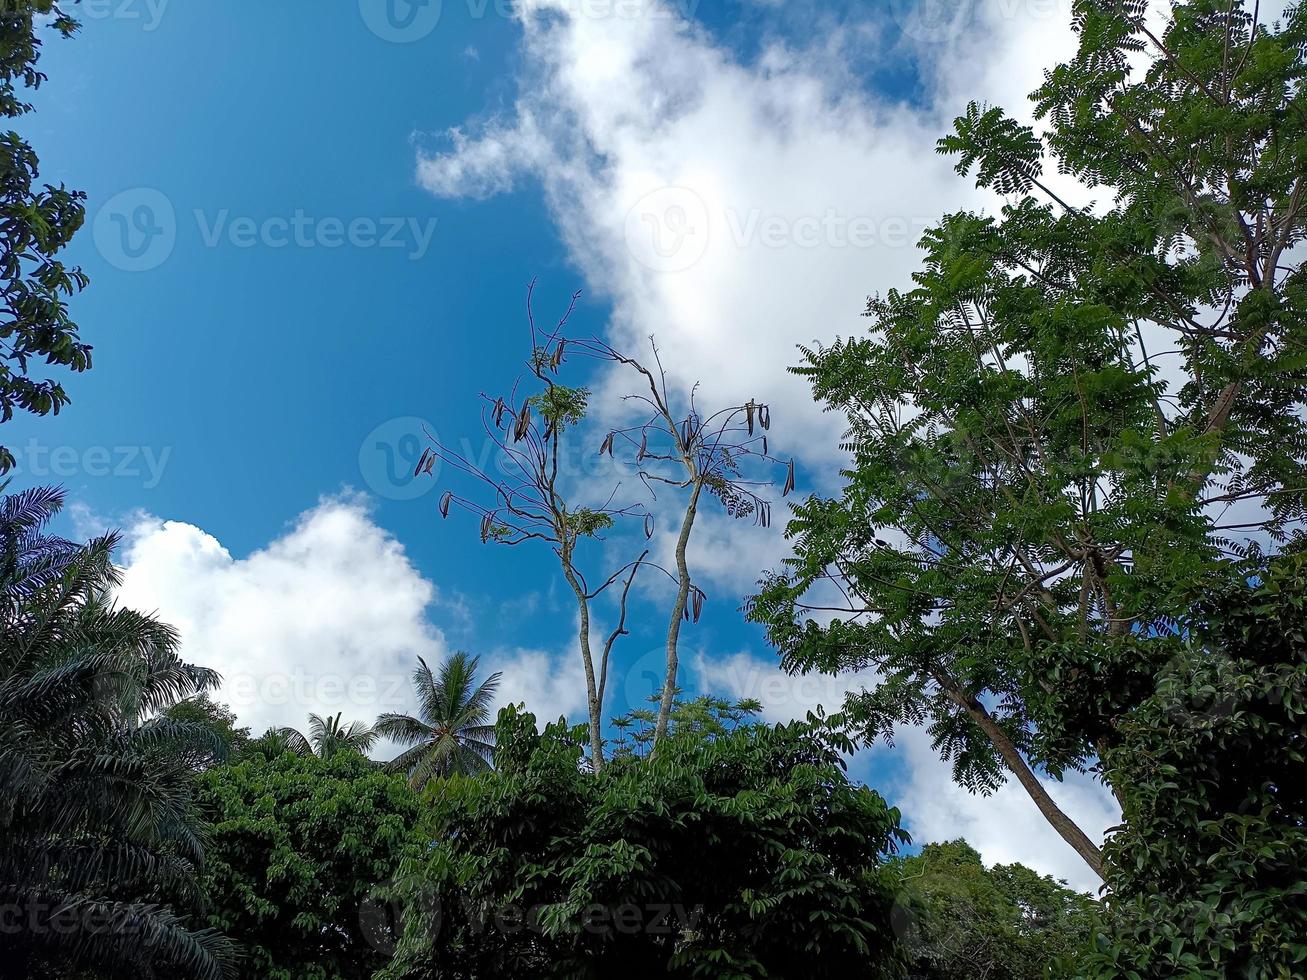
[
  {"left": 422, "top": 284, "right": 793, "bottom": 762},
  {"left": 573, "top": 336, "right": 795, "bottom": 749},
  {"left": 417, "top": 284, "right": 647, "bottom": 773}
]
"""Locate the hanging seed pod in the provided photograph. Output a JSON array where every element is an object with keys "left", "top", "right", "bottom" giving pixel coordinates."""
[
  {"left": 513, "top": 401, "right": 532, "bottom": 442},
  {"left": 480, "top": 513, "right": 493, "bottom": 542},
  {"left": 413, "top": 448, "right": 431, "bottom": 478},
  {"left": 439, "top": 492, "right": 453, "bottom": 518},
  {"left": 746, "top": 401, "right": 756, "bottom": 435},
  {"left": 760, "top": 405, "right": 771, "bottom": 431},
  {"left": 599, "top": 432, "right": 615, "bottom": 457},
  {"left": 550, "top": 340, "right": 566, "bottom": 371},
  {"left": 493, "top": 398, "right": 506, "bottom": 429},
  {"left": 782, "top": 458, "right": 796, "bottom": 497},
  {"left": 643, "top": 514, "right": 654, "bottom": 539},
  {"left": 762, "top": 436, "right": 768, "bottom": 456},
  {"left": 681, "top": 418, "right": 693, "bottom": 447},
  {"left": 691, "top": 587, "right": 706, "bottom": 623},
  {"left": 637, "top": 432, "right": 648, "bottom": 462}
]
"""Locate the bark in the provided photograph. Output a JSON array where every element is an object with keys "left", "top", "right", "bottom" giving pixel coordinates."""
[
  {"left": 945, "top": 683, "right": 1105, "bottom": 880},
  {"left": 564, "top": 565, "right": 606, "bottom": 774},
  {"left": 652, "top": 479, "right": 704, "bottom": 750}
]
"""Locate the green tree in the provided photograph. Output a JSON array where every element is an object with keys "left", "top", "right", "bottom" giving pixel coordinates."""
[
  {"left": 1074, "top": 554, "right": 1307, "bottom": 978},
  {"left": 379, "top": 705, "right": 909, "bottom": 979},
  {"left": 196, "top": 749, "right": 422, "bottom": 980},
  {"left": 886, "top": 840, "right": 1097, "bottom": 980},
  {"left": 377, "top": 652, "right": 500, "bottom": 788},
  {"left": 607, "top": 691, "right": 762, "bottom": 760},
  {"left": 274, "top": 711, "right": 377, "bottom": 759},
  {"left": 1, "top": 2, "right": 92, "bottom": 472},
  {"left": 749, "top": 0, "right": 1306, "bottom": 879},
  {"left": 0, "top": 486, "right": 234, "bottom": 978},
  {"left": 166, "top": 694, "right": 251, "bottom": 769}
]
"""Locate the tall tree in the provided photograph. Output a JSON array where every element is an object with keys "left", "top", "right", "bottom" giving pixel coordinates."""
[
  {"left": 376, "top": 651, "right": 501, "bottom": 788},
  {"left": 750, "top": 0, "right": 1306, "bottom": 879},
  {"left": 423, "top": 284, "right": 648, "bottom": 773},
  {"left": 427, "top": 283, "right": 791, "bottom": 763},
  {"left": 1, "top": 2, "right": 92, "bottom": 472},
  {"left": 0, "top": 486, "right": 234, "bottom": 979},
  {"left": 274, "top": 711, "right": 378, "bottom": 759}
]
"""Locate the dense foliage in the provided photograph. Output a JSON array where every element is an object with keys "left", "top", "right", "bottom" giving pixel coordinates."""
[
  {"left": 379, "top": 706, "right": 910, "bottom": 979},
  {"left": 886, "top": 840, "right": 1097, "bottom": 980},
  {"left": 750, "top": 0, "right": 1306, "bottom": 879},
  {"left": 1076, "top": 554, "right": 1307, "bottom": 978},
  {"left": 196, "top": 749, "right": 422, "bottom": 980},
  {"left": 0, "top": 487, "right": 234, "bottom": 978},
  {"left": 1, "top": 1, "right": 91, "bottom": 471}
]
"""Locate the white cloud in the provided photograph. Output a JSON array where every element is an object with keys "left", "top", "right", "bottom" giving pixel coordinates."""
[
  {"left": 698, "top": 652, "right": 1118, "bottom": 892},
  {"left": 694, "top": 649, "right": 877, "bottom": 724},
  {"left": 891, "top": 726, "right": 1119, "bottom": 894},
  {"left": 114, "top": 494, "right": 449, "bottom": 738},
  {"left": 492, "top": 644, "right": 591, "bottom": 726}
]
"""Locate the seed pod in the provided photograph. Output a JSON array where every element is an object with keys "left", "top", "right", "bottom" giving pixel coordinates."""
[
  {"left": 761, "top": 405, "right": 771, "bottom": 431},
  {"left": 691, "top": 587, "right": 706, "bottom": 623},
  {"left": 550, "top": 340, "right": 565, "bottom": 371},
  {"left": 493, "top": 398, "right": 506, "bottom": 429},
  {"left": 782, "top": 459, "right": 795, "bottom": 497},
  {"left": 439, "top": 491, "right": 453, "bottom": 518},
  {"left": 637, "top": 432, "right": 648, "bottom": 462},
  {"left": 414, "top": 448, "right": 431, "bottom": 478},
  {"left": 643, "top": 514, "right": 654, "bottom": 539},
  {"left": 480, "top": 514, "right": 493, "bottom": 542},
  {"left": 599, "top": 432, "right": 615, "bottom": 457},
  {"left": 513, "top": 402, "right": 532, "bottom": 442},
  {"left": 762, "top": 436, "right": 768, "bottom": 456},
  {"left": 746, "top": 401, "right": 756, "bottom": 435}
]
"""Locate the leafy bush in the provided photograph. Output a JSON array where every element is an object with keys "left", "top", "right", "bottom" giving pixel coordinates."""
[{"left": 380, "top": 707, "right": 910, "bottom": 979}]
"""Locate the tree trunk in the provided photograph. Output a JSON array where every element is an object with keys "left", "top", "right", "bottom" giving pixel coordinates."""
[
  {"left": 565, "top": 566, "right": 605, "bottom": 774},
  {"left": 945, "top": 685, "right": 1105, "bottom": 880},
  {"left": 652, "top": 479, "right": 703, "bottom": 750}
]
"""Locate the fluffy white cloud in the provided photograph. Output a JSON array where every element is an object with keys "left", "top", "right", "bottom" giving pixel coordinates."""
[
  {"left": 114, "top": 495, "right": 448, "bottom": 738},
  {"left": 891, "top": 726, "right": 1119, "bottom": 894}
]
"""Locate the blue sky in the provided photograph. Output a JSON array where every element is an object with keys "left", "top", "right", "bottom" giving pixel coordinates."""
[{"left": 7, "top": 0, "right": 1129, "bottom": 890}]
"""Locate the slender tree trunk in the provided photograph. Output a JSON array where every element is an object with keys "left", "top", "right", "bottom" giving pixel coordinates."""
[
  {"left": 944, "top": 684, "right": 1105, "bottom": 880},
  {"left": 652, "top": 479, "right": 704, "bottom": 750},
  {"left": 564, "top": 566, "right": 605, "bottom": 774}
]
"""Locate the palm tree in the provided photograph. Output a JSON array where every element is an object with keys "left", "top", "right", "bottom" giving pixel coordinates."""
[
  {"left": 0, "top": 485, "right": 235, "bottom": 979},
  {"left": 376, "top": 652, "right": 501, "bottom": 789},
  {"left": 274, "top": 711, "right": 378, "bottom": 758}
]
